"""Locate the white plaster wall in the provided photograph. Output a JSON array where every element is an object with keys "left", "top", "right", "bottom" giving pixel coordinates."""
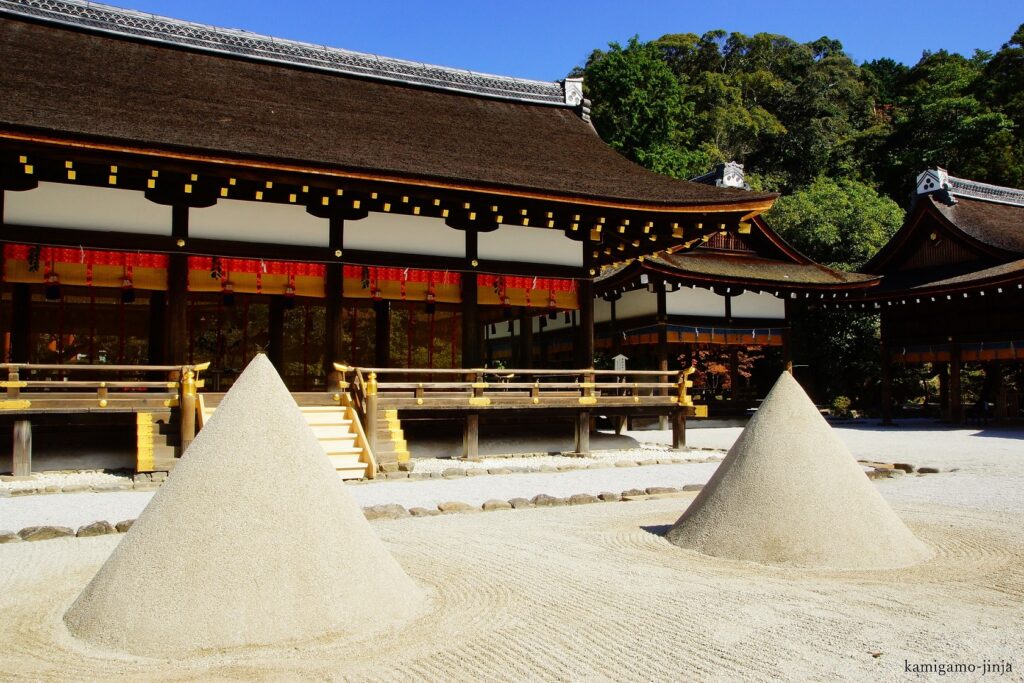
[
  {"left": 614, "top": 289, "right": 659, "bottom": 320},
  {"left": 665, "top": 287, "right": 725, "bottom": 317},
  {"left": 345, "top": 212, "right": 465, "bottom": 257},
  {"left": 478, "top": 224, "right": 582, "bottom": 266},
  {"left": 190, "top": 199, "right": 327, "bottom": 246},
  {"left": 3, "top": 182, "right": 172, "bottom": 235},
  {"left": 594, "top": 297, "right": 612, "bottom": 325},
  {"left": 731, "top": 290, "right": 786, "bottom": 319}
]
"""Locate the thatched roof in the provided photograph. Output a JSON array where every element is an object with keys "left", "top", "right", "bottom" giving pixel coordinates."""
[{"left": 0, "top": 2, "right": 775, "bottom": 211}]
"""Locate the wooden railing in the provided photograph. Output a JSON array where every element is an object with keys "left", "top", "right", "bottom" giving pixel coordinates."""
[
  {"left": 335, "top": 364, "right": 698, "bottom": 457},
  {"left": 1, "top": 362, "right": 210, "bottom": 470},
  {"left": 331, "top": 365, "right": 378, "bottom": 479},
  {"left": 337, "top": 366, "right": 696, "bottom": 410}
]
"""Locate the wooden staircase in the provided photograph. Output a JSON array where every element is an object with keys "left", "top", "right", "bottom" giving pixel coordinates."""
[
  {"left": 198, "top": 397, "right": 375, "bottom": 480},
  {"left": 374, "top": 408, "right": 411, "bottom": 471},
  {"left": 301, "top": 406, "right": 367, "bottom": 480}
]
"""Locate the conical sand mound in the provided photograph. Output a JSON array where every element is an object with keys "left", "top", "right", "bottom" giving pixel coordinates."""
[
  {"left": 64, "top": 355, "right": 424, "bottom": 656},
  {"left": 666, "top": 372, "right": 932, "bottom": 569}
]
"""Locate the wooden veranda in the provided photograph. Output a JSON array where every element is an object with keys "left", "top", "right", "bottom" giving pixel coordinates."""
[{"left": 337, "top": 364, "right": 701, "bottom": 464}]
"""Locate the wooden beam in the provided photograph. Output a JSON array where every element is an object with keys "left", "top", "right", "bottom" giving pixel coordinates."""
[
  {"left": 782, "top": 299, "right": 793, "bottom": 373},
  {"left": 12, "top": 419, "right": 31, "bottom": 477},
  {"left": 576, "top": 278, "right": 595, "bottom": 368},
  {"left": 324, "top": 215, "right": 345, "bottom": 376},
  {"left": 462, "top": 231, "right": 480, "bottom": 368},
  {"left": 374, "top": 300, "right": 391, "bottom": 368},
  {"left": 949, "top": 340, "right": 963, "bottom": 424},
  {"left": 10, "top": 283, "right": 31, "bottom": 363},
  {"left": 463, "top": 412, "right": 479, "bottom": 460},
  {"left": 672, "top": 410, "right": 686, "bottom": 449},
  {"left": 610, "top": 298, "right": 620, "bottom": 355},
  {"left": 574, "top": 410, "right": 591, "bottom": 456},
  {"left": 657, "top": 286, "right": 669, "bottom": 429},
  {"left": 166, "top": 205, "right": 189, "bottom": 365},
  {"left": 148, "top": 290, "right": 167, "bottom": 364},
  {"left": 880, "top": 341, "right": 893, "bottom": 425},
  {"left": 268, "top": 296, "right": 286, "bottom": 372},
  {"left": 519, "top": 310, "right": 533, "bottom": 369},
  {"left": 937, "top": 361, "right": 949, "bottom": 421}
]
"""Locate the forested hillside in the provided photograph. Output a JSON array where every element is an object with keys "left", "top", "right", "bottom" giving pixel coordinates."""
[{"left": 575, "top": 26, "right": 1024, "bottom": 407}]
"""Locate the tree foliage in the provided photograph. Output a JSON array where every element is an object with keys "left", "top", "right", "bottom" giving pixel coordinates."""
[{"left": 766, "top": 177, "right": 904, "bottom": 270}]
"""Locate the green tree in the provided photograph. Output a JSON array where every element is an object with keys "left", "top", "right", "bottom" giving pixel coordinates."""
[
  {"left": 765, "top": 176, "right": 904, "bottom": 270},
  {"left": 880, "top": 49, "right": 1016, "bottom": 196},
  {"left": 582, "top": 37, "right": 694, "bottom": 170}
]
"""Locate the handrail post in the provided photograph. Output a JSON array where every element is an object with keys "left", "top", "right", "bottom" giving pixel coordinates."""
[
  {"left": 678, "top": 367, "right": 695, "bottom": 407},
  {"left": 333, "top": 363, "right": 351, "bottom": 408},
  {"left": 180, "top": 367, "right": 197, "bottom": 454},
  {"left": 7, "top": 367, "right": 20, "bottom": 399},
  {"left": 365, "top": 371, "right": 378, "bottom": 455}
]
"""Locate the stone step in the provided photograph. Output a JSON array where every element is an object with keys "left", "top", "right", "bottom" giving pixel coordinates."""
[
  {"left": 309, "top": 425, "right": 357, "bottom": 440},
  {"left": 333, "top": 460, "right": 368, "bottom": 481},
  {"left": 328, "top": 452, "right": 363, "bottom": 464},
  {"left": 303, "top": 414, "right": 353, "bottom": 426},
  {"left": 327, "top": 446, "right": 364, "bottom": 456}
]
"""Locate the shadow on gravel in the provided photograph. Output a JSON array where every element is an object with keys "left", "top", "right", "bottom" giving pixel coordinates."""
[{"left": 640, "top": 524, "right": 672, "bottom": 538}]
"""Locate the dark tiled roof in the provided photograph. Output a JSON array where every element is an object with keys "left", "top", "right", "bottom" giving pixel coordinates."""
[
  {"left": 0, "top": 9, "right": 775, "bottom": 209},
  {"left": 648, "top": 252, "right": 875, "bottom": 288},
  {"left": 597, "top": 251, "right": 875, "bottom": 290},
  {"left": 871, "top": 258, "right": 1024, "bottom": 294},
  {"left": 929, "top": 195, "right": 1024, "bottom": 256}
]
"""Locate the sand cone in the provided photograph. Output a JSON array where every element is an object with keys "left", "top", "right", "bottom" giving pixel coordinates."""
[
  {"left": 64, "top": 355, "right": 423, "bottom": 656},
  {"left": 666, "top": 372, "right": 931, "bottom": 569}
]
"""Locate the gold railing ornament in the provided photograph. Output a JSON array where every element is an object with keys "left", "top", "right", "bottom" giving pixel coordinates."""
[
  {"left": 678, "top": 366, "right": 696, "bottom": 407},
  {"left": 365, "top": 372, "right": 378, "bottom": 397},
  {"left": 180, "top": 366, "right": 197, "bottom": 453}
]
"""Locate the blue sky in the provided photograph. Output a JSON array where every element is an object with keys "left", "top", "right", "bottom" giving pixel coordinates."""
[{"left": 112, "top": 1, "right": 1022, "bottom": 81}]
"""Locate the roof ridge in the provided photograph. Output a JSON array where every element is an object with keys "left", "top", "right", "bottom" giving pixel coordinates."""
[
  {"left": 917, "top": 168, "right": 1024, "bottom": 208},
  {"left": 0, "top": 0, "right": 573, "bottom": 106}
]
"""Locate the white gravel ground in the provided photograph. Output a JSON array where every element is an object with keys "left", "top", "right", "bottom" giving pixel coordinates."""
[
  {"left": 2, "top": 419, "right": 1020, "bottom": 530},
  {"left": 0, "top": 470, "right": 128, "bottom": 494}
]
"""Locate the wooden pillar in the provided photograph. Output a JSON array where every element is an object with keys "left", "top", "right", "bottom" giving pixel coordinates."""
[
  {"left": 576, "top": 277, "right": 594, "bottom": 369},
  {"left": 147, "top": 291, "right": 166, "bottom": 364},
  {"left": 949, "top": 340, "right": 963, "bottom": 424},
  {"left": 781, "top": 299, "right": 793, "bottom": 373},
  {"left": 463, "top": 413, "right": 479, "bottom": 460},
  {"left": 936, "top": 361, "right": 949, "bottom": 421},
  {"left": 519, "top": 310, "right": 533, "bottom": 368},
  {"left": 538, "top": 317, "right": 549, "bottom": 366},
  {"left": 880, "top": 342, "right": 894, "bottom": 425},
  {"left": 268, "top": 296, "right": 286, "bottom": 372},
  {"left": 12, "top": 419, "right": 31, "bottom": 477},
  {"left": 672, "top": 410, "right": 686, "bottom": 449},
  {"left": 374, "top": 300, "right": 391, "bottom": 368},
  {"left": 324, "top": 216, "right": 345, "bottom": 376},
  {"left": 166, "top": 205, "right": 189, "bottom": 365},
  {"left": 462, "top": 232, "right": 480, "bottom": 368},
  {"left": 10, "top": 283, "right": 31, "bottom": 363},
  {"left": 610, "top": 298, "right": 620, "bottom": 355},
  {"left": 657, "top": 286, "right": 669, "bottom": 428},
  {"left": 574, "top": 410, "right": 590, "bottom": 455}
]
